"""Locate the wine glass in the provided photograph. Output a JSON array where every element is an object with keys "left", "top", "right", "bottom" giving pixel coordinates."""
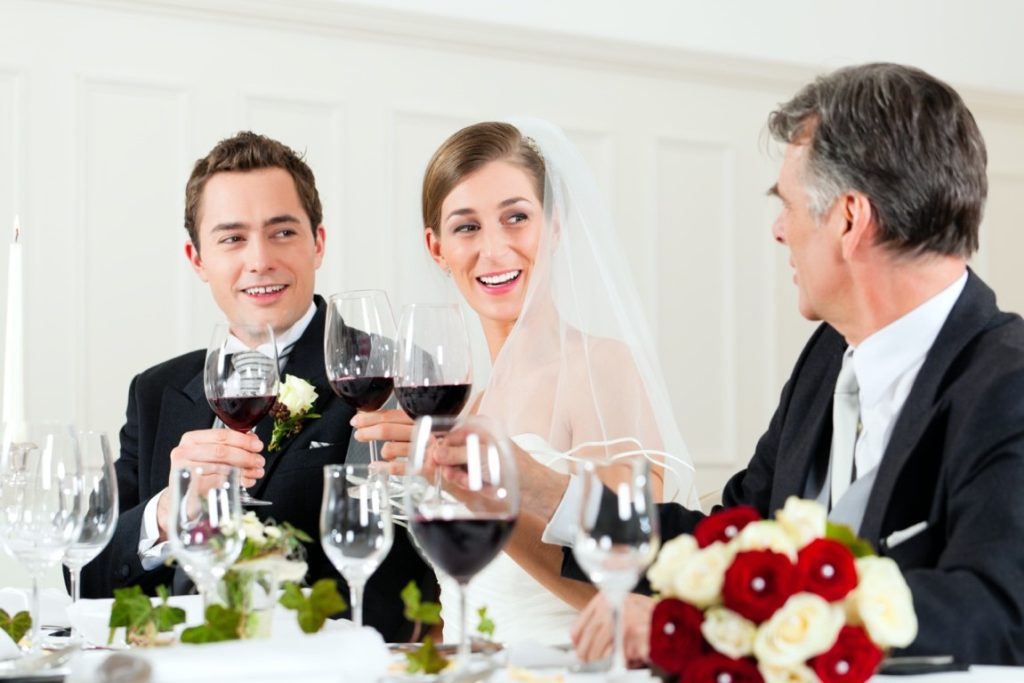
[
  {"left": 393, "top": 304, "right": 473, "bottom": 421},
  {"left": 324, "top": 290, "right": 396, "bottom": 462},
  {"left": 165, "top": 464, "right": 244, "bottom": 607},
  {"left": 405, "top": 416, "right": 519, "bottom": 671},
  {"left": 62, "top": 430, "right": 118, "bottom": 640},
  {"left": 205, "top": 322, "right": 279, "bottom": 506},
  {"left": 320, "top": 464, "right": 394, "bottom": 627},
  {"left": 572, "top": 456, "right": 660, "bottom": 675},
  {"left": 0, "top": 422, "right": 83, "bottom": 652}
]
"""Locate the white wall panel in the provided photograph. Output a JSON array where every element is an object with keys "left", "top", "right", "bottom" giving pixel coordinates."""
[
  {"left": 654, "top": 139, "right": 737, "bottom": 494},
  {"left": 76, "top": 78, "right": 190, "bottom": 436}
]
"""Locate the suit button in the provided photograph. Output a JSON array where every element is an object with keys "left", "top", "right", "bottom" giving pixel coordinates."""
[{"left": 118, "top": 565, "right": 130, "bottom": 579}]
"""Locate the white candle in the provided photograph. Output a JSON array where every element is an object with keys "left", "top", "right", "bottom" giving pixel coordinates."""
[{"left": 2, "top": 216, "right": 25, "bottom": 430}]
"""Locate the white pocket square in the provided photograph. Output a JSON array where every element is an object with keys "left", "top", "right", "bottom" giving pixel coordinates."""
[
  {"left": 309, "top": 441, "right": 334, "bottom": 449},
  {"left": 884, "top": 521, "right": 929, "bottom": 549}
]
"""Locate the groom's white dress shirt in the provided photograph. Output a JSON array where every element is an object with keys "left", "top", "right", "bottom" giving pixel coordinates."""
[
  {"left": 137, "top": 302, "right": 317, "bottom": 569},
  {"left": 542, "top": 272, "right": 967, "bottom": 546}
]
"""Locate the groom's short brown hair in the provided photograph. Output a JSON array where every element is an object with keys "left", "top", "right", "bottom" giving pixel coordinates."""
[{"left": 184, "top": 131, "right": 322, "bottom": 251}]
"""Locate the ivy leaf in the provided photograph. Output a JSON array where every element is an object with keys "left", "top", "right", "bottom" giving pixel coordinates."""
[
  {"left": 0, "top": 609, "right": 31, "bottom": 644},
  {"left": 278, "top": 581, "right": 306, "bottom": 610},
  {"left": 180, "top": 605, "right": 242, "bottom": 644},
  {"left": 405, "top": 636, "right": 450, "bottom": 675},
  {"left": 278, "top": 579, "right": 347, "bottom": 634},
  {"left": 108, "top": 585, "right": 155, "bottom": 645},
  {"left": 152, "top": 588, "right": 186, "bottom": 632},
  {"left": 401, "top": 580, "right": 442, "bottom": 626},
  {"left": 476, "top": 606, "right": 495, "bottom": 639},
  {"left": 827, "top": 521, "right": 876, "bottom": 558}
]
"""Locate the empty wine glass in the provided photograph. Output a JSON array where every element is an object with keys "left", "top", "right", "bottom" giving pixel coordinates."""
[
  {"left": 405, "top": 416, "right": 518, "bottom": 671},
  {"left": 166, "top": 465, "right": 244, "bottom": 607},
  {"left": 320, "top": 464, "right": 394, "bottom": 627},
  {"left": 62, "top": 430, "right": 118, "bottom": 640},
  {"left": 394, "top": 304, "right": 473, "bottom": 420},
  {"left": 572, "top": 456, "right": 660, "bottom": 675},
  {"left": 0, "top": 422, "right": 83, "bottom": 652},
  {"left": 324, "top": 290, "right": 397, "bottom": 462},
  {"left": 205, "top": 322, "right": 280, "bottom": 506}
]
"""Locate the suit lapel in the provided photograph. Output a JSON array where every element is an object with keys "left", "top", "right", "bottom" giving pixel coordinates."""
[
  {"left": 859, "top": 272, "right": 996, "bottom": 544},
  {"left": 152, "top": 368, "right": 213, "bottom": 492},
  {"left": 771, "top": 346, "right": 844, "bottom": 511},
  {"left": 252, "top": 297, "right": 331, "bottom": 493}
]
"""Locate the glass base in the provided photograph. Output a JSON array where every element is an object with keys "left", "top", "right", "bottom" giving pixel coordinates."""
[{"left": 240, "top": 490, "right": 272, "bottom": 506}]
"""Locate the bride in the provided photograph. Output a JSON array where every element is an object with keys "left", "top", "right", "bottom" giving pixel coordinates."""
[{"left": 355, "top": 118, "right": 699, "bottom": 644}]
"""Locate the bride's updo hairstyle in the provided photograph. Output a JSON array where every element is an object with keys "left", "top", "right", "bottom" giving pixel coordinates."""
[{"left": 422, "top": 122, "right": 546, "bottom": 235}]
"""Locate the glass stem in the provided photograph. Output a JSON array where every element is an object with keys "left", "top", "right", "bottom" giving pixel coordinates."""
[
  {"left": 69, "top": 567, "right": 81, "bottom": 642},
  {"left": 70, "top": 567, "right": 81, "bottom": 603},
  {"left": 368, "top": 439, "right": 379, "bottom": 464},
  {"left": 457, "top": 582, "right": 470, "bottom": 665},
  {"left": 29, "top": 573, "right": 40, "bottom": 652},
  {"left": 610, "top": 592, "right": 627, "bottom": 674},
  {"left": 349, "top": 580, "right": 365, "bottom": 628}
]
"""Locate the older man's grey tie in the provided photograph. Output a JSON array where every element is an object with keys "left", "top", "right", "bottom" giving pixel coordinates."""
[{"left": 830, "top": 350, "right": 861, "bottom": 506}]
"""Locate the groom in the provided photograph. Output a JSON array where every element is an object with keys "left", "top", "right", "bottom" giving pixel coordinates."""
[
  {"left": 80, "top": 131, "right": 433, "bottom": 641},
  {"left": 469, "top": 64, "right": 1024, "bottom": 664}
]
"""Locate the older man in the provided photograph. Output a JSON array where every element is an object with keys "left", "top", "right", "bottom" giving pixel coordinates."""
[{"left": 514, "top": 64, "right": 1024, "bottom": 665}]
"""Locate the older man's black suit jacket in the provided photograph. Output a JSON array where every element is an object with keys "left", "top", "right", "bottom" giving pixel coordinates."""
[
  {"left": 565, "top": 272, "right": 1024, "bottom": 664},
  {"left": 80, "top": 296, "right": 434, "bottom": 641}
]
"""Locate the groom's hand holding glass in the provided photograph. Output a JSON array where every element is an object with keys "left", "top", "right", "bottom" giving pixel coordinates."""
[{"left": 152, "top": 429, "right": 265, "bottom": 541}]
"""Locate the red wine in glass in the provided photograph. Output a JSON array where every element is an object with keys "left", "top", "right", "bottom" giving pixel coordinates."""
[
  {"left": 330, "top": 377, "right": 394, "bottom": 412},
  {"left": 394, "top": 383, "right": 471, "bottom": 419},
  {"left": 205, "top": 322, "right": 279, "bottom": 507},
  {"left": 210, "top": 395, "right": 276, "bottom": 432},
  {"left": 325, "top": 291, "right": 398, "bottom": 462},
  {"left": 409, "top": 515, "right": 516, "bottom": 583}
]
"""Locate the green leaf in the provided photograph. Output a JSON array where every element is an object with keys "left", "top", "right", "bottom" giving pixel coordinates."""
[
  {"left": 180, "top": 605, "right": 242, "bottom": 644},
  {"left": 277, "top": 579, "right": 347, "bottom": 634},
  {"left": 401, "top": 580, "right": 442, "bottom": 626},
  {"left": 0, "top": 609, "right": 31, "bottom": 644},
  {"left": 405, "top": 636, "right": 450, "bottom": 675},
  {"left": 278, "top": 582, "right": 306, "bottom": 610},
  {"left": 152, "top": 603, "right": 187, "bottom": 632},
  {"left": 308, "top": 579, "right": 347, "bottom": 618},
  {"left": 476, "top": 606, "right": 495, "bottom": 639},
  {"left": 281, "top": 521, "right": 313, "bottom": 544},
  {"left": 826, "top": 521, "right": 877, "bottom": 558}
]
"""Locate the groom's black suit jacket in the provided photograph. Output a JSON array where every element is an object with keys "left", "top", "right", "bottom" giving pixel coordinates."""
[
  {"left": 80, "top": 296, "right": 434, "bottom": 641},
  {"left": 565, "top": 272, "right": 1024, "bottom": 664}
]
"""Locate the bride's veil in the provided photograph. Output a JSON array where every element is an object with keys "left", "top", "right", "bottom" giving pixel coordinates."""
[{"left": 477, "top": 118, "right": 700, "bottom": 508}]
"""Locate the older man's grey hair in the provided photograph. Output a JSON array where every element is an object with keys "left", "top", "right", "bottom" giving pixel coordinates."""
[{"left": 767, "top": 63, "right": 987, "bottom": 258}]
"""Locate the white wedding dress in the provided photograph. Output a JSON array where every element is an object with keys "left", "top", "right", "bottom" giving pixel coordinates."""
[{"left": 439, "top": 433, "right": 577, "bottom": 645}]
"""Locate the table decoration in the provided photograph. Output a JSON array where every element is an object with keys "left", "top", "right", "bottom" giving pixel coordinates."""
[{"left": 647, "top": 497, "right": 917, "bottom": 683}]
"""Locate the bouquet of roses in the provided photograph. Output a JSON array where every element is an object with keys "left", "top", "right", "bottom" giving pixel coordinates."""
[{"left": 647, "top": 496, "right": 917, "bottom": 683}]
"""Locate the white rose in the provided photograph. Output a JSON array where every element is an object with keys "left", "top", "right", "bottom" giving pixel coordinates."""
[
  {"left": 263, "top": 525, "right": 283, "bottom": 540},
  {"left": 700, "top": 607, "right": 756, "bottom": 659},
  {"left": 846, "top": 556, "right": 917, "bottom": 648},
  {"left": 240, "top": 511, "right": 266, "bottom": 544},
  {"left": 647, "top": 534, "right": 698, "bottom": 596},
  {"left": 734, "top": 520, "right": 798, "bottom": 560},
  {"left": 278, "top": 374, "right": 318, "bottom": 415},
  {"left": 672, "top": 542, "right": 730, "bottom": 608},
  {"left": 759, "top": 662, "right": 822, "bottom": 683},
  {"left": 753, "top": 593, "right": 844, "bottom": 667},
  {"left": 776, "top": 497, "right": 826, "bottom": 549}
]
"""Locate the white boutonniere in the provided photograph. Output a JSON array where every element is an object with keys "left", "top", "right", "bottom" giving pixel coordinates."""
[{"left": 268, "top": 374, "right": 321, "bottom": 452}]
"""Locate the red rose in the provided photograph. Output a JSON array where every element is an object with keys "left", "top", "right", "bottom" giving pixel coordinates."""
[
  {"left": 797, "top": 538, "right": 858, "bottom": 602},
  {"left": 682, "top": 652, "right": 764, "bottom": 683},
  {"left": 810, "top": 626, "right": 883, "bottom": 683},
  {"left": 650, "top": 598, "right": 704, "bottom": 675},
  {"left": 694, "top": 506, "right": 761, "bottom": 548},
  {"left": 721, "top": 550, "right": 798, "bottom": 623}
]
